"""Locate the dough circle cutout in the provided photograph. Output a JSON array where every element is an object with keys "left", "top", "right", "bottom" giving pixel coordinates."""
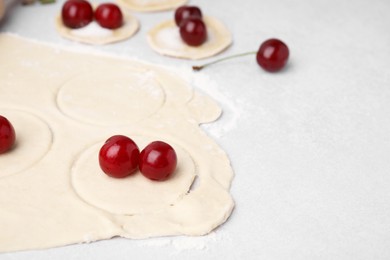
[
  {"left": 71, "top": 136, "right": 196, "bottom": 215},
  {"left": 0, "top": 109, "right": 52, "bottom": 178},
  {"left": 147, "top": 16, "right": 232, "bottom": 60},
  {"left": 56, "top": 70, "right": 165, "bottom": 126},
  {"left": 117, "top": 0, "right": 187, "bottom": 12},
  {"left": 55, "top": 11, "right": 139, "bottom": 45}
]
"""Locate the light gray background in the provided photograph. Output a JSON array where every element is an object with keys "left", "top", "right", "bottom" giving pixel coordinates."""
[{"left": 1, "top": 0, "right": 390, "bottom": 259}]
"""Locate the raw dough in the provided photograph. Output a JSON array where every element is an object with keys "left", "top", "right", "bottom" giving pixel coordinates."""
[
  {"left": 55, "top": 11, "right": 139, "bottom": 45},
  {"left": 72, "top": 137, "right": 196, "bottom": 215},
  {"left": 147, "top": 16, "right": 232, "bottom": 60},
  {"left": 0, "top": 109, "right": 52, "bottom": 178},
  {"left": 117, "top": 0, "right": 187, "bottom": 12},
  {"left": 0, "top": 34, "right": 234, "bottom": 252},
  {"left": 57, "top": 70, "right": 165, "bottom": 125}
]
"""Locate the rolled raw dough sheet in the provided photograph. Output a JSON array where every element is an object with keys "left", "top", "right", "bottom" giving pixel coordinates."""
[
  {"left": 147, "top": 16, "right": 232, "bottom": 60},
  {"left": 55, "top": 10, "right": 139, "bottom": 45},
  {"left": 0, "top": 34, "right": 234, "bottom": 252},
  {"left": 117, "top": 0, "right": 187, "bottom": 12}
]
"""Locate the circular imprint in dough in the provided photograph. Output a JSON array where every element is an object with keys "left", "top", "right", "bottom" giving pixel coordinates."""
[
  {"left": 147, "top": 16, "right": 232, "bottom": 60},
  {"left": 55, "top": 11, "right": 139, "bottom": 45},
  {"left": 71, "top": 137, "right": 196, "bottom": 215},
  {"left": 56, "top": 70, "right": 165, "bottom": 126},
  {"left": 0, "top": 109, "right": 52, "bottom": 178},
  {"left": 117, "top": 0, "right": 187, "bottom": 12}
]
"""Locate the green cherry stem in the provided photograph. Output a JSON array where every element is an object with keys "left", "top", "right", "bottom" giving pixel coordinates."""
[
  {"left": 40, "top": 0, "right": 56, "bottom": 4},
  {"left": 192, "top": 51, "right": 257, "bottom": 71}
]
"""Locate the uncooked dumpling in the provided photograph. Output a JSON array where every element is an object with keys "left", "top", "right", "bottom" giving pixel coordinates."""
[
  {"left": 147, "top": 16, "right": 232, "bottom": 60},
  {"left": 55, "top": 11, "right": 139, "bottom": 45}
]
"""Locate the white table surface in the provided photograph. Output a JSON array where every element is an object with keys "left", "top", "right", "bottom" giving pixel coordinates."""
[{"left": 1, "top": 0, "right": 390, "bottom": 259}]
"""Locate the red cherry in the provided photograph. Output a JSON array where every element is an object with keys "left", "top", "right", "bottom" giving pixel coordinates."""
[
  {"left": 256, "top": 38, "right": 289, "bottom": 72},
  {"left": 61, "top": 0, "right": 93, "bottom": 29},
  {"left": 95, "top": 3, "right": 123, "bottom": 29},
  {"left": 193, "top": 38, "right": 289, "bottom": 72},
  {"left": 179, "top": 17, "right": 207, "bottom": 47},
  {"left": 174, "top": 5, "right": 202, "bottom": 26},
  {"left": 0, "top": 115, "right": 16, "bottom": 154},
  {"left": 99, "top": 135, "right": 140, "bottom": 178},
  {"left": 139, "top": 141, "right": 177, "bottom": 181}
]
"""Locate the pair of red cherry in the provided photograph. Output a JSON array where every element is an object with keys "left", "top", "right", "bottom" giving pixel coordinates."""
[
  {"left": 62, "top": 0, "right": 123, "bottom": 29},
  {"left": 174, "top": 6, "right": 207, "bottom": 47},
  {"left": 0, "top": 116, "right": 16, "bottom": 154},
  {"left": 99, "top": 135, "right": 177, "bottom": 181}
]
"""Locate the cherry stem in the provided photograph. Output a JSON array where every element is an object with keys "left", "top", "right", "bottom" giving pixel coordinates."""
[
  {"left": 39, "top": 0, "right": 55, "bottom": 4},
  {"left": 192, "top": 51, "right": 257, "bottom": 71},
  {"left": 23, "top": 0, "right": 55, "bottom": 4}
]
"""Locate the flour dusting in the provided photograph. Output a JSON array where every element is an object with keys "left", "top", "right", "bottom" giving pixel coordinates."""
[
  {"left": 136, "top": 231, "right": 232, "bottom": 254},
  {"left": 156, "top": 27, "right": 183, "bottom": 50},
  {"left": 70, "top": 22, "right": 114, "bottom": 38},
  {"left": 176, "top": 67, "right": 242, "bottom": 138}
]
